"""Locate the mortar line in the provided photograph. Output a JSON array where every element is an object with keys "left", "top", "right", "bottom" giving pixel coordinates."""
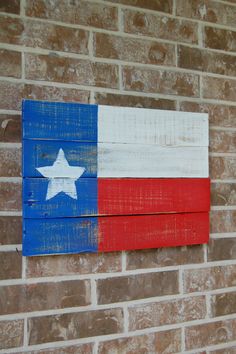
[
  {"left": 2, "top": 46, "right": 236, "bottom": 81},
  {"left": 1, "top": 76, "right": 236, "bottom": 106},
  {"left": 1, "top": 317, "right": 236, "bottom": 354},
  {"left": 2, "top": 31, "right": 236, "bottom": 58},
  {"left": 1, "top": 256, "right": 236, "bottom": 280},
  {"left": 3, "top": 0, "right": 236, "bottom": 31}
]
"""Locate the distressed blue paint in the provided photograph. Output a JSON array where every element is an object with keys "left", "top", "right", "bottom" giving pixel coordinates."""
[
  {"left": 23, "top": 140, "right": 97, "bottom": 178},
  {"left": 23, "top": 217, "right": 98, "bottom": 256},
  {"left": 23, "top": 177, "right": 98, "bottom": 218},
  {"left": 23, "top": 100, "right": 98, "bottom": 142}
]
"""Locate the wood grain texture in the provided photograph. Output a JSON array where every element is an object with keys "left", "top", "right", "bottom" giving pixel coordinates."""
[
  {"left": 23, "top": 140, "right": 97, "bottom": 178},
  {"left": 22, "top": 100, "right": 210, "bottom": 255},
  {"left": 23, "top": 177, "right": 97, "bottom": 218},
  {"left": 23, "top": 212, "right": 209, "bottom": 255},
  {"left": 98, "top": 212, "right": 209, "bottom": 252},
  {"left": 23, "top": 141, "right": 208, "bottom": 178},
  {"left": 98, "top": 178, "right": 210, "bottom": 215},
  {"left": 23, "top": 178, "right": 210, "bottom": 218},
  {"left": 23, "top": 100, "right": 98, "bottom": 141},
  {"left": 98, "top": 143, "right": 209, "bottom": 177},
  {"left": 23, "top": 217, "right": 98, "bottom": 256},
  {"left": 98, "top": 105, "right": 208, "bottom": 146}
]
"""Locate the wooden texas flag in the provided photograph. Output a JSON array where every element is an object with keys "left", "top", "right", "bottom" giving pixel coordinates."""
[{"left": 22, "top": 100, "right": 210, "bottom": 256}]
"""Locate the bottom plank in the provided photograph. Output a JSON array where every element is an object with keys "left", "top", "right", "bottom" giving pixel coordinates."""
[
  {"left": 23, "top": 213, "right": 209, "bottom": 256},
  {"left": 98, "top": 212, "right": 209, "bottom": 252}
]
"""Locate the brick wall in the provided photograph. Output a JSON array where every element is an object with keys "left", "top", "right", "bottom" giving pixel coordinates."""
[{"left": 0, "top": 0, "right": 236, "bottom": 353}]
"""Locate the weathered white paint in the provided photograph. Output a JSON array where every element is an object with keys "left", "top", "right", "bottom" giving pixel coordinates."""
[
  {"left": 98, "top": 105, "right": 209, "bottom": 147},
  {"left": 98, "top": 143, "right": 208, "bottom": 178},
  {"left": 36, "top": 148, "right": 85, "bottom": 200}
]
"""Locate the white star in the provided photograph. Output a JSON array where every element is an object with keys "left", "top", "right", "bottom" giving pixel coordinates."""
[{"left": 36, "top": 148, "right": 85, "bottom": 200}]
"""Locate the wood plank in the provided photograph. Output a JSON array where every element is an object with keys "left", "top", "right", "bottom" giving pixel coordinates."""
[
  {"left": 23, "top": 178, "right": 210, "bottom": 218},
  {"left": 23, "top": 140, "right": 97, "bottom": 178},
  {"left": 23, "top": 100, "right": 209, "bottom": 147},
  {"left": 98, "top": 212, "right": 209, "bottom": 252},
  {"left": 98, "top": 105, "right": 208, "bottom": 146},
  {"left": 23, "top": 140, "right": 208, "bottom": 178},
  {"left": 23, "top": 212, "right": 209, "bottom": 256},
  {"left": 23, "top": 99, "right": 98, "bottom": 141},
  {"left": 23, "top": 217, "right": 98, "bottom": 256},
  {"left": 98, "top": 178, "right": 210, "bottom": 215},
  {"left": 98, "top": 143, "right": 209, "bottom": 177},
  {"left": 23, "top": 178, "right": 97, "bottom": 218}
]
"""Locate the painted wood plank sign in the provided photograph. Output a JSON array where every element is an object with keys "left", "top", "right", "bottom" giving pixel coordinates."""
[{"left": 22, "top": 100, "right": 210, "bottom": 256}]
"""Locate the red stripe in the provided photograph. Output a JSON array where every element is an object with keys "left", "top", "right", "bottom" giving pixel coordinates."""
[
  {"left": 98, "top": 212, "right": 209, "bottom": 252},
  {"left": 98, "top": 178, "right": 210, "bottom": 215}
]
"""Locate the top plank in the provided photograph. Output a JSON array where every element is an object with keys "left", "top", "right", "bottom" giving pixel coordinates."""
[
  {"left": 98, "top": 105, "right": 208, "bottom": 147},
  {"left": 23, "top": 100, "right": 208, "bottom": 147},
  {"left": 22, "top": 100, "right": 98, "bottom": 142}
]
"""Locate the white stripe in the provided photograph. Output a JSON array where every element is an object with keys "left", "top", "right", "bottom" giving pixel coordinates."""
[
  {"left": 98, "top": 105, "right": 208, "bottom": 147},
  {"left": 98, "top": 144, "right": 208, "bottom": 177}
]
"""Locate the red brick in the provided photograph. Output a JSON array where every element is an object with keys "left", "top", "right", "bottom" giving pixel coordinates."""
[
  {"left": 211, "top": 291, "right": 236, "bottom": 317},
  {"left": 0, "top": 251, "right": 22, "bottom": 280},
  {"left": 211, "top": 210, "right": 236, "bottom": 233},
  {"left": 25, "top": 53, "right": 119, "bottom": 89},
  {"left": 127, "top": 245, "right": 204, "bottom": 269},
  {"left": 94, "top": 33, "right": 176, "bottom": 66},
  {"left": 0, "top": 182, "right": 21, "bottom": 211},
  {"left": 210, "top": 156, "right": 236, "bottom": 179},
  {"left": 208, "top": 238, "right": 236, "bottom": 261},
  {"left": 0, "top": 15, "right": 89, "bottom": 54},
  {"left": 0, "top": 280, "right": 90, "bottom": 315},
  {"left": 104, "top": 0, "right": 172, "bottom": 12},
  {"left": 184, "top": 265, "right": 236, "bottom": 292},
  {"left": 98, "top": 329, "right": 181, "bottom": 354},
  {"left": 28, "top": 308, "right": 123, "bottom": 344},
  {"left": 23, "top": 84, "right": 90, "bottom": 105},
  {"left": 26, "top": 252, "right": 122, "bottom": 278},
  {"left": 0, "top": 320, "right": 23, "bottom": 349},
  {"left": 176, "top": 0, "right": 236, "bottom": 28},
  {"left": 210, "top": 346, "right": 236, "bottom": 354},
  {"left": 123, "top": 66, "right": 199, "bottom": 97},
  {"left": 211, "top": 183, "right": 236, "bottom": 206},
  {"left": 0, "top": 114, "right": 21, "bottom": 142},
  {"left": 179, "top": 101, "right": 236, "bottom": 128},
  {"left": 124, "top": 9, "right": 198, "bottom": 44},
  {"left": 0, "top": 147, "right": 21, "bottom": 177},
  {"left": 0, "top": 81, "right": 89, "bottom": 110},
  {"left": 0, "top": 216, "right": 22, "bottom": 245},
  {"left": 203, "top": 77, "right": 236, "bottom": 101},
  {"left": 178, "top": 45, "right": 236, "bottom": 76},
  {"left": 0, "top": 15, "right": 24, "bottom": 45},
  {"left": 26, "top": 0, "right": 118, "bottom": 30},
  {"left": 0, "top": 82, "right": 24, "bottom": 110},
  {"left": 0, "top": 0, "right": 20, "bottom": 14},
  {"left": 0, "top": 49, "right": 21, "bottom": 78},
  {"left": 95, "top": 92, "right": 176, "bottom": 110},
  {"left": 185, "top": 319, "right": 236, "bottom": 350},
  {"left": 210, "top": 130, "right": 236, "bottom": 153},
  {"left": 129, "top": 296, "right": 206, "bottom": 330},
  {"left": 17, "top": 344, "right": 94, "bottom": 354},
  {"left": 204, "top": 26, "right": 236, "bottom": 52},
  {"left": 97, "top": 271, "right": 179, "bottom": 304},
  {"left": 25, "top": 22, "right": 89, "bottom": 54}
]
